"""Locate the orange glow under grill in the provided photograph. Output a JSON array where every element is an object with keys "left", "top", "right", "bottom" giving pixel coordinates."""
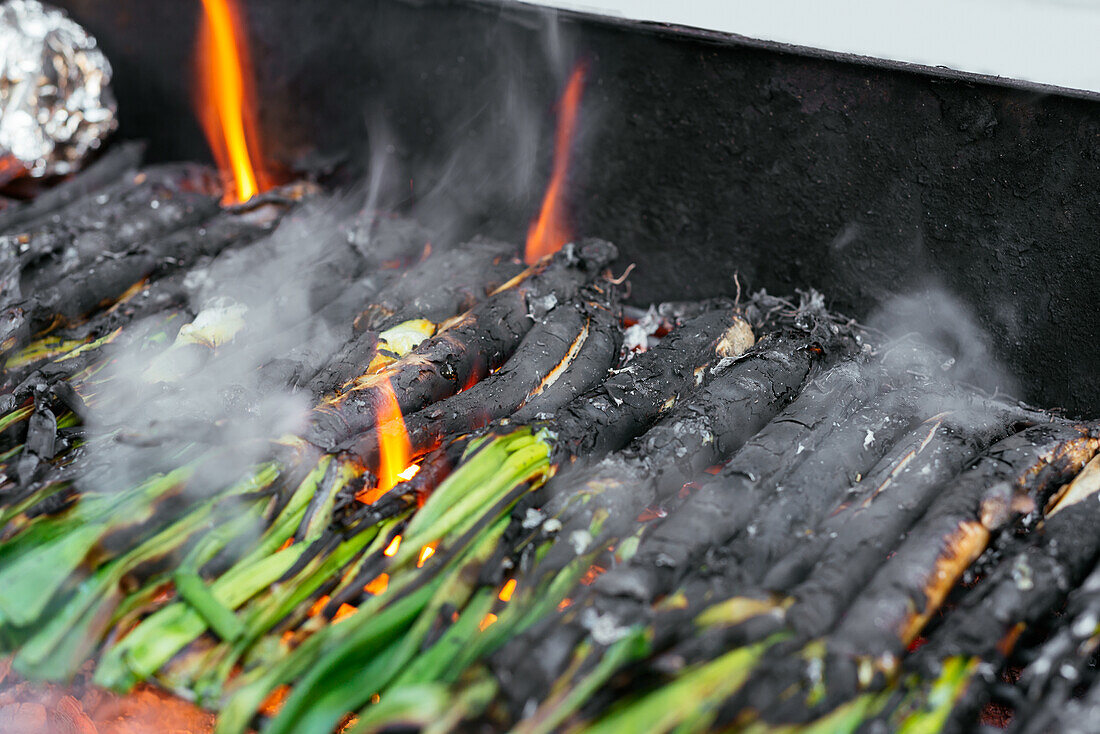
[
  {"left": 195, "top": 0, "right": 267, "bottom": 203},
  {"left": 525, "top": 63, "right": 587, "bottom": 264}
]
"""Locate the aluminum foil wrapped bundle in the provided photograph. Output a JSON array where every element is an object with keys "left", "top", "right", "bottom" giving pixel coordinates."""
[{"left": 0, "top": 0, "right": 117, "bottom": 186}]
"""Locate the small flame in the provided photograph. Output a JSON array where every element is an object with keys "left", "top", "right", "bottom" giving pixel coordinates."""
[
  {"left": 417, "top": 542, "right": 438, "bottom": 568},
  {"left": 479, "top": 613, "right": 499, "bottom": 631},
  {"left": 524, "top": 63, "right": 587, "bottom": 264},
  {"left": 498, "top": 578, "right": 517, "bottom": 602},
  {"left": 383, "top": 535, "right": 402, "bottom": 557},
  {"left": 195, "top": 0, "right": 268, "bottom": 203}
]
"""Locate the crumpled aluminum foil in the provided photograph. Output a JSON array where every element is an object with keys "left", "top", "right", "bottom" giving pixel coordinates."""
[{"left": 0, "top": 0, "right": 117, "bottom": 185}]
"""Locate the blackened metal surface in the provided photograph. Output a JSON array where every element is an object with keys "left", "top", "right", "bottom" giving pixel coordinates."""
[{"left": 53, "top": 0, "right": 1100, "bottom": 415}]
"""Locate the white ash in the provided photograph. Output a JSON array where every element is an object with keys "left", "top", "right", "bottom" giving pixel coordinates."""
[
  {"left": 621, "top": 305, "right": 661, "bottom": 360},
  {"left": 528, "top": 293, "right": 558, "bottom": 319},
  {"left": 568, "top": 528, "right": 592, "bottom": 554},
  {"left": 521, "top": 507, "right": 545, "bottom": 529},
  {"left": 542, "top": 518, "right": 562, "bottom": 534},
  {"left": 1012, "top": 554, "right": 1034, "bottom": 591},
  {"left": 580, "top": 608, "right": 630, "bottom": 645},
  {"left": 1072, "top": 612, "right": 1097, "bottom": 638},
  {"left": 863, "top": 429, "right": 875, "bottom": 450}
]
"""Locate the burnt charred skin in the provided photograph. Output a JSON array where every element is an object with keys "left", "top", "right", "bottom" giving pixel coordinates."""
[
  {"left": 730, "top": 422, "right": 1100, "bottom": 726},
  {"left": 1013, "top": 529, "right": 1100, "bottom": 734},
  {"left": 774, "top": 396, "right": 1039, "bottom": 638},
  {"left": 880, "top": 453, "right": 1100, "bottom": 733},
  {"left": 0, "top": 141, "right": 145, "bottom": 235},
  {"left": 489, "top": 355, "right": 875, "bottom": 713},
  {"left": 826, "top": 423, "right": 1097, "bottom": 660},
  {"left": 304, "top": 238, "right": 521, "bottom": 397},
  {"left": 486, "top": 328, "right": 841, "bottom": 711},
  {"left": 356, "top": 236, "right": 523, "bottom": 334},
  {"left": 0, "top": 168, "right": 301, "bottom": 345},
  {"left": 542, "top": 303, "right": 755, "bottom": 467},
  {"left": 607, "top": 358, "right": 892, "bottom": 601},
  {"left": 344, "top": 210, "right": 434, "bottom": 272},
  {"left": 0, "top": 164, "right": 222, "bottom": 347},
  {"left": 508, "top": 284, "right": 623, "bottom": 421},
  {"left": 305, "top": 239, "right": 617, "bottom": 450},
  {"left": 1016, "top": 676, "right": 1100, "bottom": 734},
  {"left": 712, "top": 384, "right": 957, "bottom": 588},
  {"left": 345, "top": 282, "right": 621, "bottom": 467},
  {"left": 13, "top": 164, "right": 222, "bottom": 291},
  {"left": 533, "top": 329, "right": 832, "bottom": 579}
]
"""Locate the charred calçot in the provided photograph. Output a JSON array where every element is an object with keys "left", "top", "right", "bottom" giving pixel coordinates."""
[
  {"left": 305, "top": 238, "right": 617, "bottom": 451},
  {"left": 345, "top": 281, "right": 622, "bottom": 472},
  {"left": 303, "top": 236, "right": 523, "bottom": 397}
]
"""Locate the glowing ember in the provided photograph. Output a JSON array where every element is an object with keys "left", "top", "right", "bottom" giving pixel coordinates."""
[
  {"left": 332, "top": 603, "right": 358, "bottom": 623},
  {"left": 195, "top": 0, "right": 267, "bottom": 203},
  {"left": 557, "top": 597, "right": 573, "bottom": 611},
  {"left": 498, "top": 578, "right": 517, "bottom": 602},
  {"left": 524, "top": 63, "right": 587, "bottom": 264},
  {"left": 364, "top": 573, "right": 389, "bottom": 595},
  {"left": 580, "top": 564, "right": 606, "bottom": 586},
  {"left": 417, "top": 542, "right": 438, "bottom": 568},
  {"left": 260, "top": 685, "right": 290, "bottom": 717},
  {"left": 383, "top": 534, "right": 402, "bottom": 557},
  {"left": 479, "top": 613, "right": 499, "bottom": 631},
  {"left": 307, "top": 595, "right": 330, "bottom": 617},
  {"left": 357, "top": 378, "right": 414, "bottom": 505}
]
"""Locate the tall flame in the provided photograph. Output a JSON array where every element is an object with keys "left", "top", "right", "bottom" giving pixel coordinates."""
[
  {"left": 195, "top": 0, "right": 267, "bottom": 203},
  {"left": 357, "top": 378, "right": 413, "bottom": 505},
  {"left": 525, "top": 64, "right": 587, "bottom": 264}
]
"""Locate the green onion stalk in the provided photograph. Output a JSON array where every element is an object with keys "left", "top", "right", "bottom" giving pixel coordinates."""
[{"left": 212, "top": 427, "right": 553, "bottom": 734}]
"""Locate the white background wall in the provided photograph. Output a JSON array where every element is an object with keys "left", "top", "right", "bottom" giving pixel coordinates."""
[{"left": 526, "top": 0, "right": 1100, "bottom": 94}]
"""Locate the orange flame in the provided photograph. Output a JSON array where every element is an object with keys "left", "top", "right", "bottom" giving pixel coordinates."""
[
  {"left": 195, "top": 0, "right": 268, "bottom": 203},
  {"left": 498, "top": 578, "right": 517, "bottom": 602},
  {"left": 524, "top": 63, "right": 587, "bottom": 264},
  {"left": 383, "top": 535, "right": 402, "bottom": 557},
  {"left": 357, "top": 378, "right": 414, "bottom": 505}
]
